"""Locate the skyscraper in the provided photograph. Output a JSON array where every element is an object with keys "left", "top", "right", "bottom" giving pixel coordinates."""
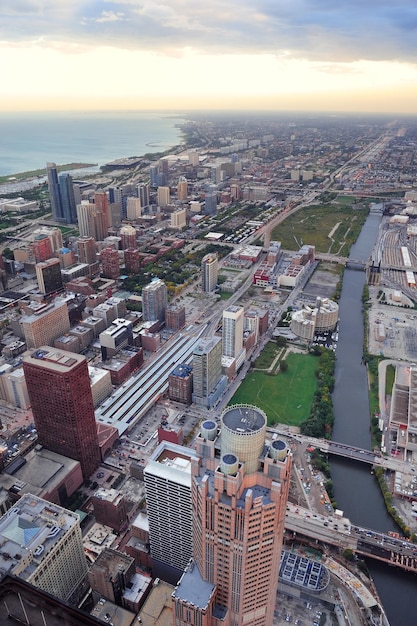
[
  {"left": 172, "top": 405, "right": 292, "bottom": 626},
  {"left": 94, "top": 191, "right": 111, "bottom": 231},
  {"left": 192, "top": 336, "right": 227, "bottom": 408},
  {"left": 100, "top": 247, "right": 120, "bottom": 279},
  {"left": 35, "top": 258, "right": 63, "bottom": 295},
  {"left": 201, "top": 253, "right": 218, "bottom": 292},
  {"left": 32, "top": 234, "right": 53, "bottom": 263},
  {"left": 204, "top": 191, "right": 217, "bottom": 215},
  {"left": 157, "top": 186, "right": 170, "bottom": 208},
  {"left": 23, "top": 346, "right": 101, "bottom": 479},
  {"left": 58, "top": 173, "right": 77, "bottom": 224},
  {"left": 137, "top": 182, "right": 150, "bottom": 209},
  {"left": 76, "top": 201, "right": 107, "bottom": 241},
  {"left": 142, "top": 278, "right": 167, "bottom": 324},
  {"left": 77, "top": 236, "right": 97, "bottom": 266},
  {"left": 177, "top": 176, "right": 188, "bottom": 201},
  {"left": 46, "top": 162, "right": 63, "bottom": 222},
  {"left": 144, "top": 441, "right": 198, "bottom": 584},
  {"left": 222, "top": 305, "right": 244, "bottom": 359}
]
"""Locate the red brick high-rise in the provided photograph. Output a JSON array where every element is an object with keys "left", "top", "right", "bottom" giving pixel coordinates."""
[{"left": 23, "top": 346, "right": 101, "bottom": 479}]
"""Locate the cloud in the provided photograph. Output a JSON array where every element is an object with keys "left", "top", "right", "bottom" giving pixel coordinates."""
[{"left": 0, "top": 0, "right": 417, "bottom": 64}]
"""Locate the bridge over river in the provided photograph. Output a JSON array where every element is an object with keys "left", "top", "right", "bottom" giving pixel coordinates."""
[{"left": 285, "top": 503, "right": 417, "bottom": 573}]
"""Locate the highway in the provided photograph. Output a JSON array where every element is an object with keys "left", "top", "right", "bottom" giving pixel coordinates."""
[{"left": 285, "top": 503, "right": 417, "bottom": 572}]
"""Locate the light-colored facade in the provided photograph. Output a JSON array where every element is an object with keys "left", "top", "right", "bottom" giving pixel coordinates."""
[
  {"left": 4, "top": 367, "right": 30, "bottom": 409},
  {"left": 290, "top": 297, "right": 339, "bottom": 341},
  {"left": 142, "top": 278, "right": 168, "bottom": 324},
  {"left": 192, "top": 336, "right": 224, "bottom": 407},
  {"left": 201, "top": 253, "right": 218, "bottom": 293},
  {"left": 144, "top": 441, "right": 198, "bottom": 583},
  {"left": 126, "top": 197, "right": 142, "bottom": 221},
  {"left": 0, "top": 494, "right": 87, "bottom": 602},
  {"left": 157, "top": 186, "right": 170, "bottom": 208},
  {"left": 89, "top": 365, "right": 113, "bottom": 407},
  {"left": 171, "top": 208, "right": 187, "bottom": 230},
  {"left": 222, "top": 305, "right": 244, "bottom": 359},
  {"left": 21, "top": 300, "right": 70, "bottom": 349}
]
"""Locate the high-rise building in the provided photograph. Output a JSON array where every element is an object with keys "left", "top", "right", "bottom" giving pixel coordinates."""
[
  {"left": 21, "top": 300, "right": 70, "bottom": 349},
  {"left": 32, "top": 234, "right": 53, "bottom": 263},
  {"left": 144, "top": 441, "right": 198, "bottom": 584},
  {"left": 149, "top": 165, "right": 159, "bottom": 187},
  {"left": 124, "top": 248, "right": 141, "bottom": 274},
  {"left": 100, "top": 247, "right": 120, "bottom": 279},
  {"left": 157, "top": 186, "right": 170, "bottom": 208},
  {"left": 204, "top": 191, "right": 217, "bottom": 215},
  {"left": 76, "top": 201, "right": 107, "bottom": 241},
  {"left": 119, "top": 224, "right": 137, "bottom": 249},
  {"left": 188, "top": 151, "right": 199, "bottom": 167},
  {"left": 46, "top": 162, "right": 63, "bottom": 222},
  {"left": 165, "top": 304, "right": 186, "bottom": 331},
  {"left": 168, "top": 363, "right": 193, "bottom": 404},
  {"left": 35, "top": 258, "right": 63, "bottom": 295},
  {"left": 137, "top": 182, "right": 150, "bottom": 208},
  {"left": 77, "top": 236, "right": 97, "bottom": 265},
  {"left": 222, "top": 305, "right": 244, "bottom": 359},
  {"left": 126, "top": 197, "right": 141, "bottom": 221},
  {"left": 0, "top": 494, "right": 88, "bottom": 603},
  {"left": 33, "top": 226, "right": 63, "bottom": 252},
  {"left": 170, "top": 208, "right": 186, "bottom": 230},
  {"left": 201, "top": 252, "right": 218, "bottom": 292},
  {"left": 58, "top": 173, "right": 77, "bottom": 223},
  {"left": 94, "top": 191, "right": 111, "bottom": 231},
  {"left": 177, "top": 176, "right": 188, "bottom": 201},
  {"left": 142, "top": 278, "right": 167, "bottom": 324},
  {"left": 192, "top": 336, "right": 227, "bottom": 408},
  {"left": 23, "top": 346, "right": 101, "bottom": 479},
  {"left": 173, "top": 405, "right": 292, "bottom": 626}
]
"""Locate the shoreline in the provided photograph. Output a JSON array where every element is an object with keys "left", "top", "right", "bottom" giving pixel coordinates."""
[{"left": 0, "top": 162, "right": 97, "bottom": 185}]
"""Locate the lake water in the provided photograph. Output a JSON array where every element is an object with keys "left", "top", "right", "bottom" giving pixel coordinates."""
[{"left": 0, "top": 110, "right": 186, "bottom": 177}]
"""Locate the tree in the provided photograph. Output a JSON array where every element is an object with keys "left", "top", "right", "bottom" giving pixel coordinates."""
[
  {"left": 280, "top": 359, "right": 288, "bottom": 372},
  {"left": 2, "top": 247, "right": 14, "bottom": 260}
]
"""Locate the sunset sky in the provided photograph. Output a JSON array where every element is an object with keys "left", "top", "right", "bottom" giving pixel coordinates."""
[{"left": 2, "top": 0, "right": 417, "bottom": 113}]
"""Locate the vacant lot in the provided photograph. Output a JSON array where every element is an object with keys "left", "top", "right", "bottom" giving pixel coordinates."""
[
  {"left": 271, "top": 201, "right": 368, "bottom": 255},
  {"left": 230, "top": 352, "right": 319, "bottom": 426}
]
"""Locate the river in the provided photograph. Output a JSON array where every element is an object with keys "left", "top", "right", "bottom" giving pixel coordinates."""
[{"left": 330, "top": 211, "right": 417, "bottom": 626}]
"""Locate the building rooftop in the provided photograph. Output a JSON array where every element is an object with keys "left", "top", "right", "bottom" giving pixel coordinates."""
[
  {"left": 221, "top": 404, "right": 266, "bottom": 434},
  {"left": 123, "top": 571, "right": 152, "bottom": 605},
  {"left": 0, "top": 494, "right": 79, "bottom": 579},
  {"left": 0, "top": 447, "right": 81, "bottom": 500},
  {"left": 24, "top": 346, "right": 84, "bottom": 373},
  {"left": 145, "top": 442, "right": 197, "bottom": 487},
  {"left": 90, "top": 598, "right": 135, "bottom": 626},
  {"left": 173, "top": 560, "right": 215, "bottom": 609},
  {"left": 137, "top": 579, "right": 174, "bottom": 626}
]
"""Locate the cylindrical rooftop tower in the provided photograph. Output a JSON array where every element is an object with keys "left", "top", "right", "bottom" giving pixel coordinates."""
[
  {"left": 201, "top": 419, "right": 217, "bottom": 441},
  {"left": 220, "top": 404, "right": 267, "bottom": 474},
  {"left": 269, "top": 439, "right": 288, "bottom": 461}
]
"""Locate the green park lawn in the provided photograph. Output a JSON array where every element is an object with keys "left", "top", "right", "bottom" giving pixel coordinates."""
[
  {"left": 229, "top": 352, "right": 319, "bottom": 426},
  {"left": 271, "top": 202, "right": 368, "bottom": 256}
]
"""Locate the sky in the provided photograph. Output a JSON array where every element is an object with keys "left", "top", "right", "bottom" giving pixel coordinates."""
[{"left": 2, "top": 0, "right": 417, "bottom": 113}]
